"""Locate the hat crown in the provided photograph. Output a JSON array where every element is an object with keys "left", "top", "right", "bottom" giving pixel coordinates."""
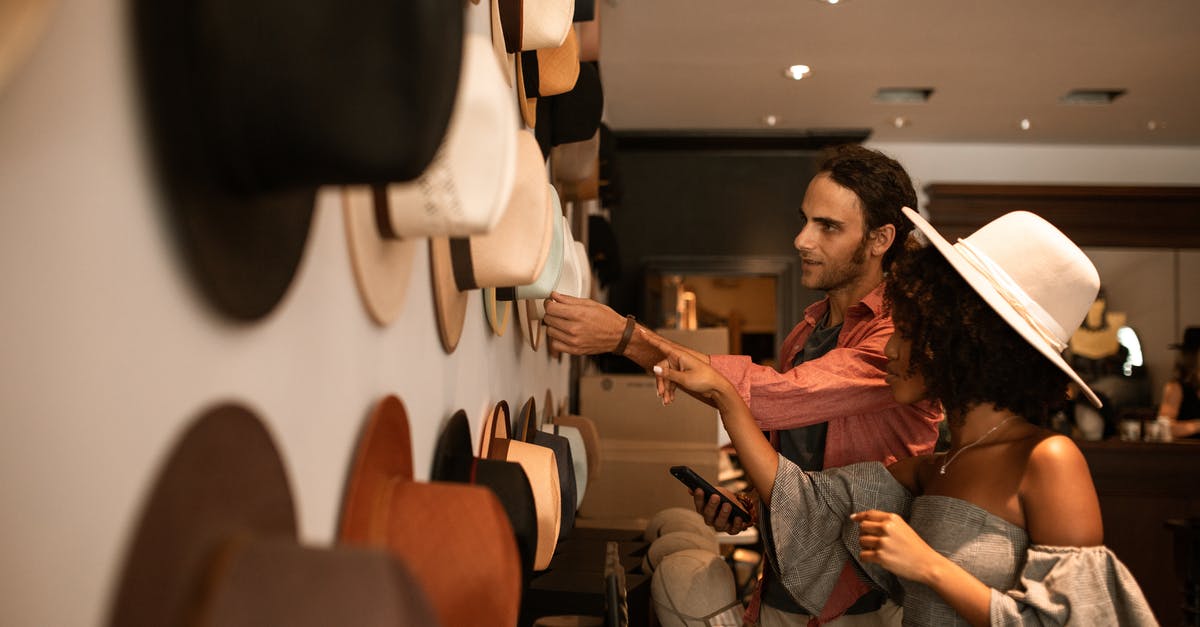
[{"left": 954, "top": 211, "right": 1099, "bottom": 345}]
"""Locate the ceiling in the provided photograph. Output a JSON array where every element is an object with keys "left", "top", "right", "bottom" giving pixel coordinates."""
[{"left": 597, "top": 0, "right": 1200, "bottom": 145}]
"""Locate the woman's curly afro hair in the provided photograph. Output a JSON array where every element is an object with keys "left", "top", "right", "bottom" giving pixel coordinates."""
[{"left": 884, "top": 242, "right": 1070, "bottom": 425}]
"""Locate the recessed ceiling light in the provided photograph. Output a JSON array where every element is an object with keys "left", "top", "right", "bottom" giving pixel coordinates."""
[
  {"left": 784, "top": 65, "right": 811, "bottom": 81},
  {"left": 763, "top": 114, "right": 779, "bottom": 127},
  {"left": 1019, "top": 118, "right": 1032, "bottom": 131},
  {"left": 892, "top": 116, "right": 909, "bottom": 128},
  {"left": 815, "top": 0, "right": 845, "bottom": 4},
  {"left": 874, "top": 88, "right": 934, "bottom": 104}
]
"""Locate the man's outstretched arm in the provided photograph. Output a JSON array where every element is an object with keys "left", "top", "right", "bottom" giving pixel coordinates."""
[{"left": 542, "top": 292, "right": 709, "bottom": 370}]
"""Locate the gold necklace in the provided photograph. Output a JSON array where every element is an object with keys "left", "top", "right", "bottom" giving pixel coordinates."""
[{"left": 939, "top": 416, "right": 1016, "bottom": 475}]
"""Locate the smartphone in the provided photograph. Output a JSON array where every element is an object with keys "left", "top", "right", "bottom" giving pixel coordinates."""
[{"left": 668, "top": 465, "right": 751, "bottom": 525}]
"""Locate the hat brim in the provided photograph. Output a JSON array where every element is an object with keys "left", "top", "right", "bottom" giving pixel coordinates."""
[
  {"left": 901, "top": 208, "right": 1101, "bottom": 407},
  {"left": 429, "top": 237, "right": 470, "bottom": 353},
  {"left": 483, "top": 287, "right": 511, "bottom": 336},
  {"left": 343, "top": 186, "right": 417, "bottom": 325}
]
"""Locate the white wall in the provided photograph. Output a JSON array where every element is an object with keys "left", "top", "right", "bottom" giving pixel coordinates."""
[
  {"left": 872, "top": 141, "right": 1200, "bottom": 406},
  {"left": 0, "top": 2, "right": 566, "bottom": 626}
]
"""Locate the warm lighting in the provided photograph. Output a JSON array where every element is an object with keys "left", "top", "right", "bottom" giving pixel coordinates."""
[
  {"left": 1147, "top": 120, "right": 1162, "bottom": 131},
  {"left": 784, "top": 65, "right": 811, "bottom": 80},
  {"left": 1019, "top": 118, "right": 1032, "bottom": 130},
  {"left": 763, "top": 114, "right": 779, "bottom": 127},
  {"left": 892, "top": 116, "right": 909, "bottom": 128}
]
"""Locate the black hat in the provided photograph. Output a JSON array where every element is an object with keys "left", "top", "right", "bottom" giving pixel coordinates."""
[
  {"left": 534, "top": 61, "right": 603, "bottom": 158},
  {"left": 1171, "top": 327, "right": 1200, "bottom": 351},
  {"left": 132, "top": 0, "right": 464, "bottom": 319}
]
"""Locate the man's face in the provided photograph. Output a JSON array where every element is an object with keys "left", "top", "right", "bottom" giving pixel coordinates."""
[{"left": 793, "top": 172, "right": 872, "bottom": 292}]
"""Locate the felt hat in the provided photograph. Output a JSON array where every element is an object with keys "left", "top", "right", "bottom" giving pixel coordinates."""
[
  {"left": 344, "top": 33, "right": 517, "bottom": 325},
  {"left": 481, "top": 400, "right": 563, "bottom": 570},
  {"left": 498, "top": 0, "right": 575, "bottom": 54},
  {"left": 483, "top": 287, "right": 512, "bottom": 336},
  {"left": 651, "top": 550, "right": 742, "bottom": 627},
  {"left": 109, "top": 404, "right": 438, "bottom": 627},
  {"left": 131, "top": 0, "right": 462, "bottom": 320},
  {"left": 516, "top": 397, "right": 578, "bottom": 541},
  {"left": 645, "top": 508, "right": 714, "bottom": 541},
  {"left": 432, "top": 410, "right": 539, "bottom": 581},
  {"left": 517, "top": 28, "right": 581, "bottom": 128},
  {"left": 587, "top": 214, "right": 621, "bottom": 288},
  {"left": 542, "top": 422, "right": 588, "bottom": 508},
  {"left": 552, "top": 129, "right": 600, "bottom": 183},
  {"left": 339, "top": 396, "right": 523, "bottom": 626},
  {"left": 642, "top": 531, "right": 721, "bottom": 574},
  {"left": 573, "top": 0, "right": 596, "bottom": 22},
  {"left": 430, "top": 131, "right": 554, "bottom": 352},
  {"left": 902, "top": 208, "right": 1103, "bottom": 406},
  {"left": 543, "top": 61, "right": 605, "bottom": 147},
  {"left": 1170, "top": 327, "right": 1200, "bottom": 351}
]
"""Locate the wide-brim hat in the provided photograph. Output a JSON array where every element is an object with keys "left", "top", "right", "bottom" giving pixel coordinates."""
[
  {"left": 1170, "top": 326, "right": 1200, "bottom": 351},
  {"left": 430, "top": 131, "right": 554, "bottom": 352},
  {"left": 432, "top": 410, "right": 538, "bottom": 580},
  {"left": 643, "top": 531, "right": 721, "bottom": 574},
  {"left": 481, "top": 400, "right": 563, "bottom": 570},
  {"left": 345, "top": 34, "right": 517, "bottom": 325},
  {"left": 483, "top": 287, "right": 512, "bottom": 336},
  {"left": 542, "top": 422, "right": 588, "bottom": 508},
  {"left": 499, "top": 196, "right": 565, "bottom": 303},
  {"left": 542, "top": 61, "right": 604, "bottom": 148},
  {"left": 517, "top": 28, "right": 581, "bottom": 128},
  {"left": 902, "top": 208, "right": 1102, "bottom": 407},
  {"left": 552, "top": 129, "right": 600, "bottom": 184},
  {"left": 109, "top": 404, "right": 438, "bottom": 626},
  {"left": 651, "top": 549, "right": 742, "bottom": 627},
  {"left": 516, "top": 397, "right": 577, "bottom": 541},
  {"left": 132, "top": 0, "right": 462, "bottom": 320},
  {"left": 554, "top": 413, "right": 602, "bottom": 480},
  {"left": 339, "top": 396, "right": 523, "bottom": 626},
  {"left": 517, "top": 297, "right": 548, "bottom": 351},
  {"left": 499, "top": 0, "right": 574, "bottom": 54},
  {"left": 490, "top": 0, "right": 516, "bottom": 86},
  {"left": 533, "top": 222, "right": 586, "bottom": 320}
]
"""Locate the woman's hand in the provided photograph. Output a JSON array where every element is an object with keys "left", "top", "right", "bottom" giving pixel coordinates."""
[
  {"left": 692, "top": 487, "right": 753, "bottom": 534},
  {"left": 852, "top": 510, "right": 944, "bottom": 585},
  {"left": 648, "top": 336, "right": 735, "bottom": 409}
]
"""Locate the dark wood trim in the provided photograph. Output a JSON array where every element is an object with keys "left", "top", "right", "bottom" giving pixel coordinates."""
[
  {"left": 924, "top": 183, "right": 1200, "bottom": 248},
  {"left": 613, "top": 129, "right": 871, "bottom": 152}
]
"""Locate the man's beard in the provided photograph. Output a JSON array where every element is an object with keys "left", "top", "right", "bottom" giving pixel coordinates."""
[{"left": 803, "top": 238, "right": 869, "bottom": 292}]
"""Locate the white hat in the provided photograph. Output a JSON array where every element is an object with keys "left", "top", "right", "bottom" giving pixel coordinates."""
[
  {"left": 643, "top": 531, "right": 720, "bottom": 574},
  {"left": 645, "top": 508, "right": 713, "bottom": 541},
  {"left": 651, "top": 549, "right": 742, "bottom": 627},
  {"left": 902, "top": 208, "right": 1102, "bottom": 406},
  {"left": 541, "top": 423, "right": 588, "bottom": 508}
]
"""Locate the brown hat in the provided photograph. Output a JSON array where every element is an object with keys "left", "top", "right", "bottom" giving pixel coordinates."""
[
  {"left": 109, "top": 403, "right": 439, "bottom": 627},
  {"left": 339, "top": 396, "right": 523, "bottom": 626},
  {"left": 517, "top": 28, "right": 581, "bottom": 128},
  {"left": 483, "top": 287, "right": 512, "bottom": 336}
]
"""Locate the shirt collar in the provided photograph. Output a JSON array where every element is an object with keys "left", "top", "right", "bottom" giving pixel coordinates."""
[{"left": 803, "top": 281, "right": 887, "bottom": 326}]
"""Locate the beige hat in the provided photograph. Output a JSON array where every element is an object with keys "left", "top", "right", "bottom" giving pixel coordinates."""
[
  {"left": 429, "top": 131, "right": 552, "bottom": 352},
  {"left": 646, "top": 508, "right": 714, "bottom": 541},
  {"left": 483, "top": 287, "right": 511, "bottom": 336},
  {"left": 533, "top": 220, "right": 585, "bottom": 320},
  {"left": 498, "top": 193, "right": 565, "bottom": 302},
  {"left": 490, "top": 0, "right": 516, "bottom": 86},
  {"left": 345, "top": 33, "right": 516, "bottom": 325},
  {"left": 642, "top": 531, "right": 721, "bottom": 574},
  {"left": 902, "top": 208, "right": 1102, "bottom": 406},
  {"left": 498, "top": 0, "right": 574, "bottom": 54},
  {"left": 652, "top": 550, "right": 742, "bottom": 627}
]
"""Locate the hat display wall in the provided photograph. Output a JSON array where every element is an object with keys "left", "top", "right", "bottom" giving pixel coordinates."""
[
  {"left": 432, "top": 410, "right": 539, "bottom": 581},
  {"left": 481, "top": 400, "right": 563, "bottom": 570},
  {"left": 651, "top": 550, "right": 742, "bottom": 627},
  {"left": 542, "top": 421, "right": 587, "bottom": 508},
  {"left": 901, "top": 208, "right": 1103, "bottom": 406},
  {"left": 339, "top": 396, "right": 523, "bottom": 626},
  {"left": 344, "top": 33, "right": 517, "bottom": 325},
  {"left": 642, "top": 531, "right": 721, "bottom": 574},
  {"left": 516, "top": 397, "right": 577, "bottom": 541},
  {"left": 132, "top": 0, "right": 462, "bottom": 320},
  {"left": 498, "top": 0, "right": 574, "bottom": 53},
  {"left": 109, "top": 404, "right": 439, "bottom": 627},
  {"left": 430, "top": 131, "right": 553, "bottom": 352},
  {"left": 516, "top": 28, "right": 581, "bottom": 127}
]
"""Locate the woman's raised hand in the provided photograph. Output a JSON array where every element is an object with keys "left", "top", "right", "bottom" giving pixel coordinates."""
[{"left": 648, "top": 336, "right": 733, "bottom": 408}]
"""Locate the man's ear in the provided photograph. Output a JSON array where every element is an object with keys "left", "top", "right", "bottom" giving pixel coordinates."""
[{"left": 869, "top": 224, "right": 896, "bottom": 258}]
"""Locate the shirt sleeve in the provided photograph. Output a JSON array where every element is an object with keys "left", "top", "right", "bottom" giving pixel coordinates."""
[
  {"left": 989, "top": 545, "right": 1157, "bottom": 626},
  {"left": 759, "top": 457, "right": 912, "bottom": 612},
  {"left": 709, "top": 319, "right": 903, "bottom": 430}
]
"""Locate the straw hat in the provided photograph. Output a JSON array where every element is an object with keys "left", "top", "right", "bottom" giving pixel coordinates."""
[
  {"left": 131, "top": 0, "right": 461, "bottom": 320},
  {"left": 497, "top": 196, "right": 565, "bottom": 303},
  {"left": 339, "top": 396, "right": 523, "bottom": 626},
  {"left": 517, "top": 28, "right": 581, "bottom": 128},
  {"left": 651, "top": 550, "right": 742, "bottom": 627},
  {"left": 481, "top": 400, "right": 563, "bottom": 570},
  {"left": 643, "top": 531, "right": 721, "bottom": 574},
  {"left": 902, "top": 208, "right": 1102, "bottom": 406},
  {"left": 498, "top": 0, "right": 575, "bottom": 53},
  {"left": 109, "top": 404, "right": 438, "bottom": 627},
  {"left": 344, "top": 34, "right": 517, "bottom": 325},
  {"left": 483, "top": 287, "right": 512, "bottom": 336}
]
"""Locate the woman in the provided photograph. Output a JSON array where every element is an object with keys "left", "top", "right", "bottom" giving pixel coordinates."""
[
  {"left": 1159, "top": 327, "right": 1200, "bottom": 439},
  {"left": 651, "top": 209, "right": 1154, "bottom": 626}
]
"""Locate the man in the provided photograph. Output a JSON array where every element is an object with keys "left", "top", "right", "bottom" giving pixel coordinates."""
[{"left": 543, "top": 144, "right": 942, "bottom": 626}]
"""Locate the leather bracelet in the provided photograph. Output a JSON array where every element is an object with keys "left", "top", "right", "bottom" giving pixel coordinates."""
[{"left": 613, "top": 315, "right": 637, "bottom": 356}]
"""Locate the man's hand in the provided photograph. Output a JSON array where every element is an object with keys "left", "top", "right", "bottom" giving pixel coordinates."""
[
  {"left": 543, "top": 292, "right": 627, "bottom": 355},
  {"left": 692, "top": 487, "right": 752, "bottom": 534}
]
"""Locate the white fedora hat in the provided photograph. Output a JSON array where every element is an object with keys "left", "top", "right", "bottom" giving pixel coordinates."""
[
  {"left": 902, "top": 208, "right": 1102, "bottom": 406},
  {"left": 651, "top": 549, "right": 742, "bottom": 627}
]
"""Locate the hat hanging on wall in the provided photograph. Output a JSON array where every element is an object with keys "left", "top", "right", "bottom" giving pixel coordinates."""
[
  {"left": 109, "top": 403, "right": 439, "bottom": 627},
  {"left": 553, "top": 412, "right": 602, "bottom": 481},
  {"left": 339, "top": 395, "right": 523, "bottom": 627},
  {"left": 498, "top": 0, "right": 575, "bottom": 54},
  {"left": 430, "top": 131, "right": 554, "bottom": 353},
  {"left": 576, "top": 8, "right": 600, "bottom": 62},
  {"left": 483, "top": 287, "right": 512, "bottom": 336},
  {"left": 132, "top": 0, "right": 463, "bottom": 320},
  {"left": 516, "top": 27, "right": 581, "bottom": 128},
  {"left": 497, "top": 194, "right": 565, "bottom": 303},
  {"left": 573, "top": 0, "right": 595, "bottom": 23},
  {"left": 532, "top": 219, "right": 585, "bottom": 320},
  {"left": 551, "top": 129, "right": 600, "bottom": 200},
  {"left": 481, "top": 400, "right": 563, "bottom": 570},
  {"left": 534, "top": 61, "right": 604, "bottom": 157},
  {"left": 344, "top": 33, "right": 517, "bottom": 326},
  {"left": 515, "top": 397, "right": 577, "bottom": 540},
  {"left": 490, "top": 0, "right": 516, "bottom": 86},
  {"left": 431, "top": 410, "right": 539, "bottom": 582}
]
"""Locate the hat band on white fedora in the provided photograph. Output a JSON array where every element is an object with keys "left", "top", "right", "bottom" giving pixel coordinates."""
[{"left": 954, "top": 238, "right": 1068, "bottom": 352}]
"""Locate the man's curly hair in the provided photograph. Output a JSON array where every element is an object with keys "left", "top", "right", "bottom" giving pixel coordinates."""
[{"left": 884, "top": 243, "right": 1070, "bottom": 425}]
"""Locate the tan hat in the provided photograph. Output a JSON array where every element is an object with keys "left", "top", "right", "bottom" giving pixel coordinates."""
[
  {"left": 483, "top": 287, "right": 512, "bottom": 336},
  {"left": 339, "top": 396, "right": 524, "bottom": 626},
  {"left": 481, "top": 400, "right": 563, "bottom": 570},
  {"left": 651, "top": 550, "right": 742, "bottom": 627},
  {"left": 490, "top": 0, "right": 516, "bottom": 86},
  {"left": 430, "top": 131, "right": 552, "bottom": 352},
  {"left": 498, "top": 0, "right": 575, "bottom": 54},
  {"left": 643, "top": 531, "right": 721, "bottom": 574},
  {"left": 902, "top": 208, "right": 1102, "bottom": 406},
  {"left": 517, "top": 28, "right": 581, "bottom": 127},
  {"left": 345, "top": 33, "right": 517, "bottom": 325},
  {"left": 645, "top": 508, "right": 714, "bottom": 541},
  {"left": 109, "top": 404, "right": 439, "bottom": 627},
  {"left": 498, "top": 194, "right": 565, "bottom": 303}
]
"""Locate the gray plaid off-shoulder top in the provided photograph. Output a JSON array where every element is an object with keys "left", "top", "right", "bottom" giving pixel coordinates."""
[{"left": 759, "top": 458, "right": 1158, "bottom": 626}]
